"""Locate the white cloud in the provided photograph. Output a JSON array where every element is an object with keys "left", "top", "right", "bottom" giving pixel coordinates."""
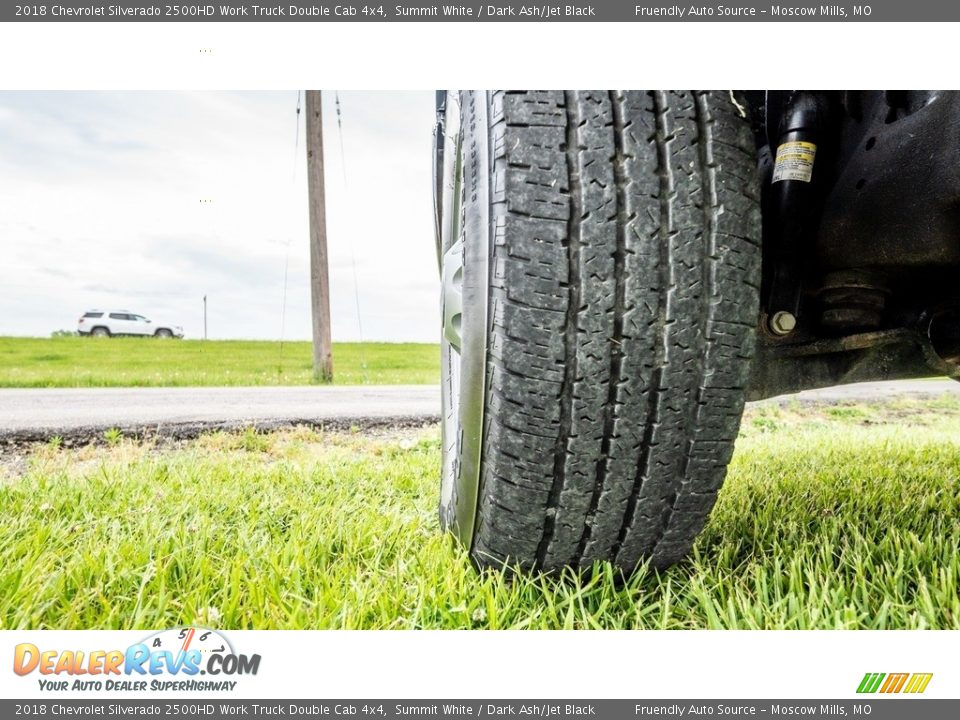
[{"left": 0, "top": 91, "right": 440, "bottom": 342}]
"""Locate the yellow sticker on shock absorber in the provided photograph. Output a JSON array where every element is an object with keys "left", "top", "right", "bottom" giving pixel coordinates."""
[{"left": 772, "top": 140, "right": 817, "bottom": 183}]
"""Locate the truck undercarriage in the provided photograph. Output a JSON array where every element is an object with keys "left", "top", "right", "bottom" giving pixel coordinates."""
[{"left": 746, "top": 90, "right": 960, "bottom": 399}]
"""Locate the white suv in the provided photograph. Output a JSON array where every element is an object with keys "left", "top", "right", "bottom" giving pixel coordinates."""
[{"left": 77, "top": 310, "right": 184, "bottom": 338}]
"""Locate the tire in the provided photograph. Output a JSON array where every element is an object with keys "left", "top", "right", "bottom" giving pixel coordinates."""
[
  {"left": 155, "top": 329, "right": 173, "bottom": 338},
  {"left": 91, "top": 327, "right": 110, "bottom": 338},
  {"left": 438, "top": 91, "right": 761, "bottom": 574}
]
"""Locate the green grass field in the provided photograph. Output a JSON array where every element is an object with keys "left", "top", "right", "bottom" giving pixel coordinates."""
[
  {"left": 2, "top": 397, "right": 958, "bottom": 630},
  {"left": 0, "top": 336, "right": 439, "bottom": 386}
]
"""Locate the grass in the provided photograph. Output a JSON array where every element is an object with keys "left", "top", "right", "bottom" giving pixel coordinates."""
[
  {"left": 0, "top": 336, "right": 439, "bottom": 387},
  {"left": 1, "top": 398, "right": 958, "bottom": 630}
]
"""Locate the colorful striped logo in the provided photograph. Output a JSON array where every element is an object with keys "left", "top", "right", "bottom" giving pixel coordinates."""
[{"left": 857, "top": 672, "right": 933, "bottom": 694}]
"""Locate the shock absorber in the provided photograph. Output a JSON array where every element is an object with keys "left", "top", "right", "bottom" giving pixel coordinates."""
[{"left": 765, "top": 91, "right": 829, "bottom": 337}]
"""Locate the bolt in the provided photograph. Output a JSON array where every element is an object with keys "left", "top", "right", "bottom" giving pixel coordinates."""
[{"left": 769, "top": 311, "right": 797, "bottom": 336}]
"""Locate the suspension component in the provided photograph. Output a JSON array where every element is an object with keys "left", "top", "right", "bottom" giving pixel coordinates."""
[
  {"left": 765, "top": 91, "right": 831, "bottom": 332},
  {"left": 818, "top": 269, "right": 889, "bottom": 332}
]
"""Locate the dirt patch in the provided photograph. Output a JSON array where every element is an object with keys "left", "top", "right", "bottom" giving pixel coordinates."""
[{"left": 0, "top": 416, "right": 440, "bottom": 459}]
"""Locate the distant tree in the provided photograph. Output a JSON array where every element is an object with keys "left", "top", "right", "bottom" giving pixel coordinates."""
[{"left": 51, "top": 329, "right": 78, "bottom": 337}]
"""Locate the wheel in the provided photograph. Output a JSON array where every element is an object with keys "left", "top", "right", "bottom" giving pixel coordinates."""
[
  {"left": 155, "top": 328, "right": 173, "bottom": 338},
  {"left": 91, "top": 327, "right": 110, "bottom": 338},
  {"left": 437, "top": 91, "right": 761, "bottom": 574}
]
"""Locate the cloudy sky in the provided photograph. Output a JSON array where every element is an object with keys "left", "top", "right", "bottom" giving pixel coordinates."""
[{"left": 0, "top": 91, "right": 439, "bottom": 341}]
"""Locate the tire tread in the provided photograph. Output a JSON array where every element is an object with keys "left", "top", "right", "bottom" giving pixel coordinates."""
[{"left": 470, "top": 90, "right": 760, "bottom": 573}]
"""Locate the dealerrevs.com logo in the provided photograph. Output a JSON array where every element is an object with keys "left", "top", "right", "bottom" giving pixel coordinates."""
[
  {"left": 13, "top": 627, "right": 260, "bottom": 693},
  {"left": 856, "top": 672, "right": 933, "bottom": 694}
]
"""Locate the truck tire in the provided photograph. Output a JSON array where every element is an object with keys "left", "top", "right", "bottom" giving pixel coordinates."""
[{"left": 438, "top": 91, "right": 761, "bottom": 574}]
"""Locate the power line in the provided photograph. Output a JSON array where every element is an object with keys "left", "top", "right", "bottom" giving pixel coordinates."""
[
  {"left": 335, "top": 92, "right": 349, "bottom": 188},
  {"left": 291, "top": 90, "right": 303, "bottom": 183},
  {"left": 334, "top": 91, "right": 369, "bottom": 382},
  {"left": 278, "top": 91, "right": 301, "bottom": 370}
]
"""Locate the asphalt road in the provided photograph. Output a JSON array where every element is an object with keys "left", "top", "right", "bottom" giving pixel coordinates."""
[
  {"left": 0, "top": 385, "right": 441, "bottom": 441},
  {"left": 0, "top": 379, "right": 957, "bottom": 441}
]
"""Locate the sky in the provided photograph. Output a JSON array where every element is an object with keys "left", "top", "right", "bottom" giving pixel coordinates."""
[{"left": 0, "top": 91, "right": 439, "bottom": 342}]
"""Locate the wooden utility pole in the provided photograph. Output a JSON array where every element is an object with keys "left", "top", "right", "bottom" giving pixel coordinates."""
[
  {"left": 203, "top": 295, "right": 208, "bottom": 340},
  {"left": 305, "top": 90, "right": 333, "bottom": 382}
]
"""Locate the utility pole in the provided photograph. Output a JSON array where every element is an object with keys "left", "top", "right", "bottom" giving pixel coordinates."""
[
  {"left": 305, "top": 90, "right": 334, "bottom": 383},
  {"left": 203, "top": 295, "right": 208, "bottom": 340}
]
